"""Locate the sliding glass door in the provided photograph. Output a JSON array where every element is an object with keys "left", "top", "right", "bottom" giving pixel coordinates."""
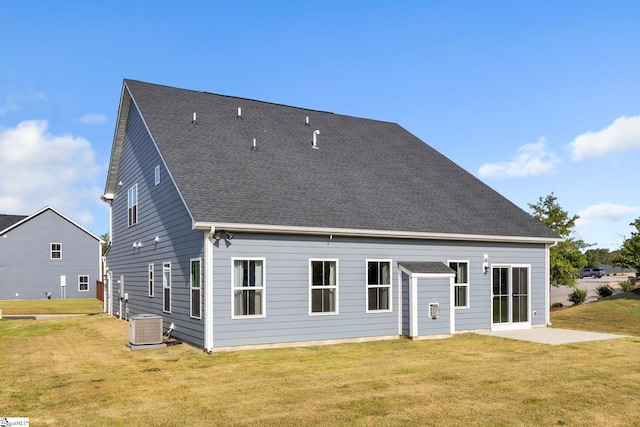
[{"left": 492, "top": 266, "right": 529, "bottom": 328}]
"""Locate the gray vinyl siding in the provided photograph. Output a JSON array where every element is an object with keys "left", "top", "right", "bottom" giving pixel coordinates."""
[
  {"left": 416, "top": 277, "right": 451, "bottom": 336},
  {"left": 209, "top": 233, "right": 547, "bottom": 349},
  {"left": 105, "top": 102, "right": 205, "bottom": 347},
  {"left": 0, "top": 209, "right": 99, "bottom": 300},
  {"left": 401, "top": 272, "right": 410, "bottom": 336}
]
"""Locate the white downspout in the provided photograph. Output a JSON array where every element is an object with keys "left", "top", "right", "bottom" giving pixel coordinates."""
[
  {"left": 546, "top": 241, "right": 557, "bottom": 326},
  {"left": 203, "top": 228, "right": 215, "bottom": 353}
]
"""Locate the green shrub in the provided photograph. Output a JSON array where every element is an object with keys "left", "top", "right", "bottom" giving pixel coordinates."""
[
  {"left": 596, "top": 284, "right": 613, "bottom": 298},
  {"left": 619, "top": 280, "right": 635, "bottom": 293},
  {"left": 568, "top": 288, "right": 588, "bottom": 305},
  {"left": 551, "top": 302, "right": 563, "bottom": 309}
]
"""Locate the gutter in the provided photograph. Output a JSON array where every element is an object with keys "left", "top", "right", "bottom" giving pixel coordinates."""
[{"left": 193, "top": 221, "right": 563, "bottom": 245}]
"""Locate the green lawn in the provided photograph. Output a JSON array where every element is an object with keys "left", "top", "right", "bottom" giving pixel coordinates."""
[
  {"left": 1, "top": 295, "right": 640, "bottom": 426},
  {"left": 0, "top": 298, "right": 104, "bottom": 315}
]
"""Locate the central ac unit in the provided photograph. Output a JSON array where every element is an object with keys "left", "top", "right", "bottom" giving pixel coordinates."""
[{"left": 129, "top": 314, "right": 163, "bottom": 345}]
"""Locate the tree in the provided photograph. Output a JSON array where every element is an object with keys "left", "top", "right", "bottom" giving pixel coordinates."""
[
  {"left": 528, "top": 193, "right": 589, "bottom": 287},
  {"left": 100, "top": 232, "right": 110, "bottom": 256},
  {"left": 619, "top": 218, "right": 640, "bottom": 273}
]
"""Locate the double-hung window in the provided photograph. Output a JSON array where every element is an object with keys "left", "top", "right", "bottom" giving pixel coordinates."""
[
  {"left": 449, "top": 261, "right": 469, "bottom": 308},
  {"left": 78, "top": 275, "right": 89, "bottom": 292},
  {"left": 148, "top": 264, "right": 154, "bottom": 297},
  {"left": 128, "top": 184, "right": 138, "bottom": 226},
  {"left": 191, "top": 258, "right": 202, "bottom": 319},
  {"left": 310, "top": 259, "right": 338, "bottom": 314},
  {"left": 366, "top": 260, "right": 391, "bottom": 312},
  {"left": 50, "top": 243, "right": 62, "bottom": 259},
  {"left": 232, "top": 258, "right": 265, "bottom": 317},
  {"left": 163, "top": 262, "right": 171, "bottom": 313}
]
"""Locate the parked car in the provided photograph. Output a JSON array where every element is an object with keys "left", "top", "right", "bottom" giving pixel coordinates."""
[{"left": 579, "top": 268, "right": 606, "bottom": 278}]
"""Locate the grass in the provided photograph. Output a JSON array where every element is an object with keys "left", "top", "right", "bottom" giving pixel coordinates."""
[
  {"left": 551, "top": 291, "right": 640, "bottom": 335},
  {"left": 0, "top": 298, "right": 103, "bottom": 315},
  {"left": 1, "top": 297, "right": 640, "bottom": 426}
]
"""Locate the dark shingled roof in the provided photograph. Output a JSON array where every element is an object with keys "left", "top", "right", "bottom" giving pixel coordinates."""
[
  {"left": 399, "top": 262, "right": 456, "bottom": 275},
  {"left": 0, "top": 214, "right": 27, "bottom": 232},
  {"left": 122, "top": 79, "right": 558, "bottom": 240}
]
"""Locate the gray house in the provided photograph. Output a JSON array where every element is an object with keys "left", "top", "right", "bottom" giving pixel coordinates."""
[
  {"left": 102, "top": 79, "right": 559, "bottom": 352},
  {"left": 0, "top": 206, "right": 101, "bottom": 300}
]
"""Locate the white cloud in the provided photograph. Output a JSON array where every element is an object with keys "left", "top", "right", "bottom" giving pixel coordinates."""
[
  {"left": 574, "top": 203, "right": 640, "bottom": 246},
  {"left": 78, "top": 113, "right": 108, "bottom": 125},
  {"left": 0, "top": 93, "right": 47, "bottom": 115},
  {"left": 567, "top": 115, "right": 640, "bottom": 161},
  {"left": 578, "top": 203, "right": 640, "bottom": 222},
  {"left": 0, "top": 120, "right": 104, "bottom": 227},
  {"left": 478, "top": 138, "right": 560, "bottom": 178}
]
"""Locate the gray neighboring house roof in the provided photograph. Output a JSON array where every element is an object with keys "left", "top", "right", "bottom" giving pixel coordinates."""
[
  {"left": 0, "top": 207, "right": 101, "bottom": 241},
  {"left": 105, "top": 79, "right": 559, "bottom": 242},
  {"left": 0, "top": 214, "right": 28, "bottom": 233}
]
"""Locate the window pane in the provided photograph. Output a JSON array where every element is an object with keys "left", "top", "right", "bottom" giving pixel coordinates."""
[
  {"left": 380, "top": 262, "right": 390, "bottom": 285},
  {"left": 378, "top": 287, "right": 389, "bottom": 310},
  {"left": 367, "top": 262, "right": 378, "bottom": 285},
  {"left": 368, "top": 288, "right": 378, "bottom": 311},
  {"left": 311, "top": 288, "right": 335, "bottom": 313},
  {"left": 312, "top": 261, "right": 324, "bottom": 286},
  {"left": 455, "top": 285, "right": 467, "bottom": 307},
  {"left": 191, "top": 289, "right": 201, "bottom": 317}
]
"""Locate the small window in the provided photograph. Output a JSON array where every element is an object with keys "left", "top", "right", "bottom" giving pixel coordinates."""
[
  {"left": 50, "top": 243, "right": 62, "bottom": 260},
  {"left": 232, "top": 258, "right": 265, "bottom": 318},
  {"left": 128, "top": 184, "right": 138, "bottom": 227},
  {"left": 366, "top": 260, "right": 392, "bottom": 312},
  {"left": 191, "top": 258, "right": 202, "bottom": 319},
  {"left": 310, "top": 259, "right": 338, "bottom": 315},
  {"left": 163, "top": 262, "right": 171, "bottom": 313},
  {"left": 449, "top": 261, "right": 469, "bottom": 308},
  {"left": 148, "top": 264, "right": 154, "bottom": 297},
  {"left": 154, "top": 165, "right": 160, "bottom": 185},
  {"left": 78, "top": 275, "right": 89, "bottom": 292}
]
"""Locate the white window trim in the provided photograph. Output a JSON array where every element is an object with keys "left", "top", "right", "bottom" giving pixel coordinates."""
[
  {"left": 365, "top": 259, "right": 393, "bottom": 313},
  {"left": 128, "top": 184, "right": 138, "bottom": 227},
  {"left": 148, "top": 263, "right": 154, "bottom": 297},
  {"left": 162, "top": 262, "right": 171, "bottom": 313},
  {"left": 50, "top": 243, "right": 62, "bottom": 260},
  {"left": 190, "top": 257, "right": 202, "bottom": 319},
  {"left": 231, "top": 257, "right": 266, "bottom": 319},
  {"left": 154, "top": 165, "right": 160, "bottom": 185},
  {"left": 309, "top": 258, "right": 339, "bottom": 316},
  {"left": 78, "top": 275, "right": 89, "bottom": 292},
  {"left": 448, "top": 259, "right": 470, "bottom": 309}
]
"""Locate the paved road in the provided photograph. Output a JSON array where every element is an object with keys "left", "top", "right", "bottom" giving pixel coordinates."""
[{"left": 550, "top": 275, "right": 633, "bottom": 307}]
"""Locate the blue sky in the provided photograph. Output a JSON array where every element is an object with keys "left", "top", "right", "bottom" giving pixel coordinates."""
[{"left": 1, "top": 1, "right": 639, "bottom": 249}]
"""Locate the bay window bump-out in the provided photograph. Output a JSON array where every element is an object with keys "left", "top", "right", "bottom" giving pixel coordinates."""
[
  {"left": 309, "top": 259, "right": 338, "bottom": 315},
  {"left": 232, "top": 258, "right": 266, "bottom": 318}
]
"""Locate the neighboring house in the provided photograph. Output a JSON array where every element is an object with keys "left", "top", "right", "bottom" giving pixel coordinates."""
[
  {"left": 0, "top": 206, "right": 102, "bottom": 300},
  {"left": 102, "top": 79, "right": 560, "bottom": 352}
]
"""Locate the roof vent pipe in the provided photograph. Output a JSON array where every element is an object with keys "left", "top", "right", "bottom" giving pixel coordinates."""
[
  {"left": 192, "top": 112, "right": 197, "bottom": 124},
  {"left": 305, "top": 116, "right": 310, "bottom": 126},
  {"left": 237, "top": 107, "right": 242, "bottom": 118},
  {"left": 312, "top": 130, "right": 320, "bottom": 149},
  {"left": 251, "top": 138, "right": 258, "bottom": 151}
]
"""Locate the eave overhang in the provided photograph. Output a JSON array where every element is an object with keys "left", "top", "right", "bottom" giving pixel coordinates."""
[
  {"left": 193, "top": 221, "right": 563, "bottom": 245},
  {"left": 102, "top": 82, "right": 132, "bottom": 201}
]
